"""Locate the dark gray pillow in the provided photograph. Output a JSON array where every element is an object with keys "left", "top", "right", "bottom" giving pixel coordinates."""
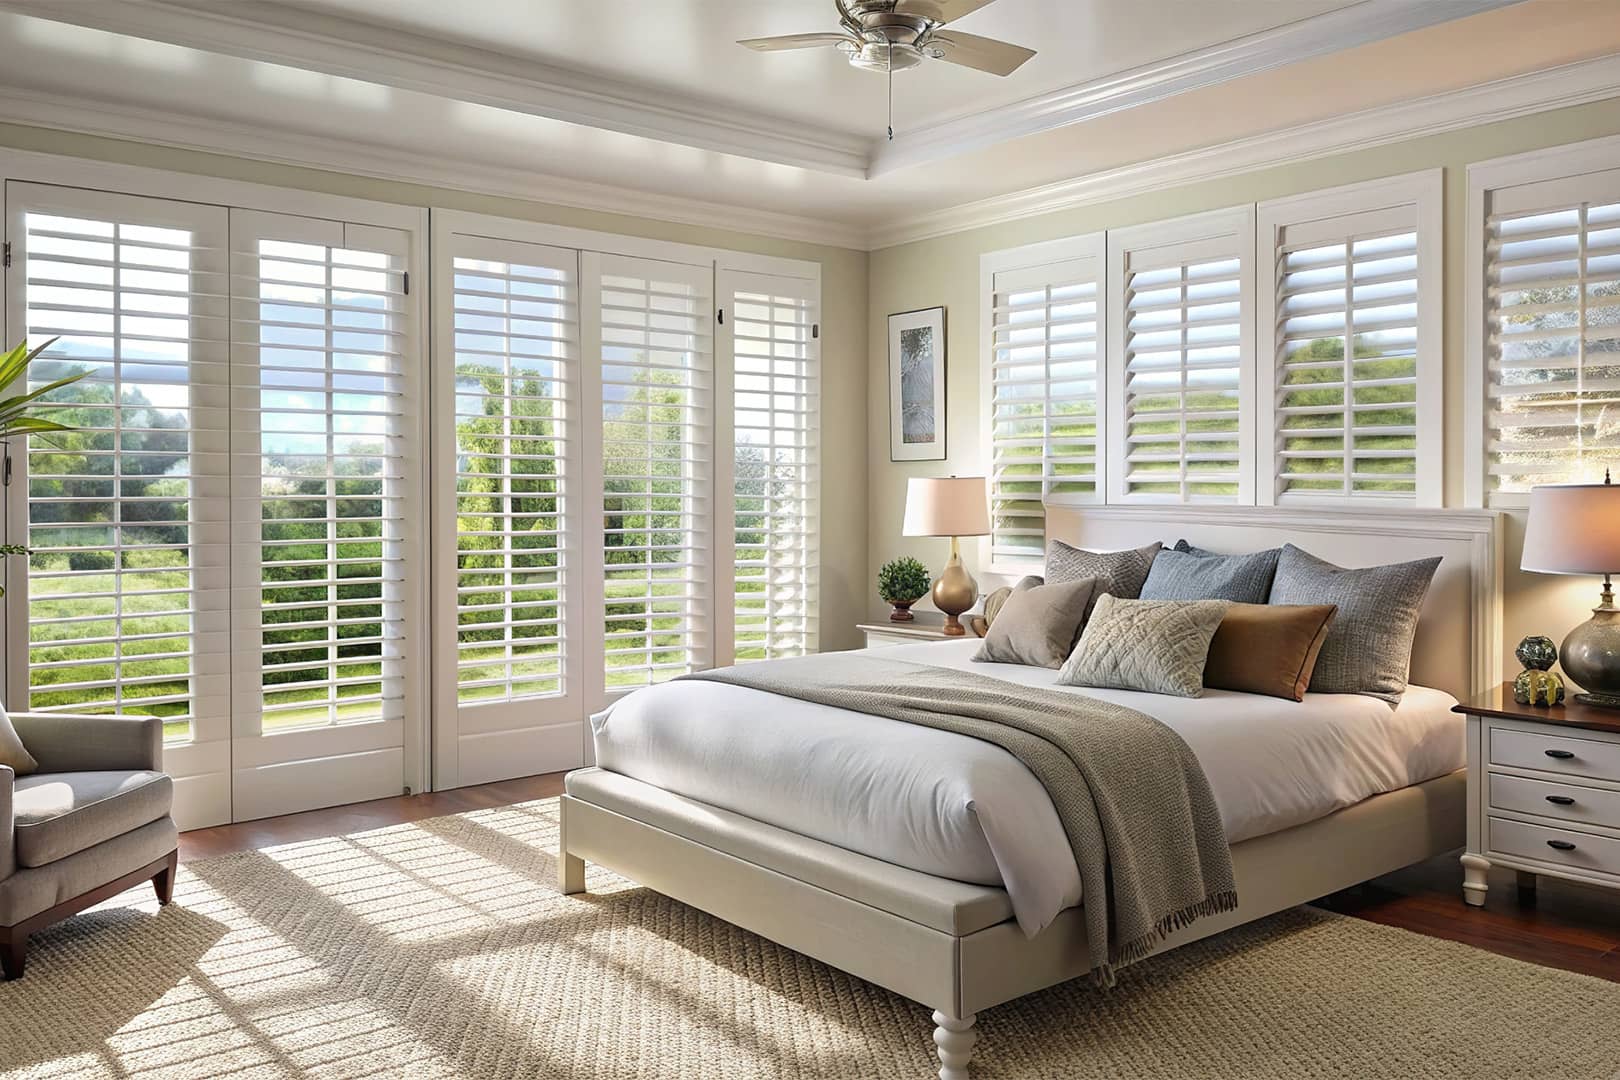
[
  {"left": 1140, "top": 543, "right": 1280, "bottom": 604},
  {"left": 1267, "top": 544, "right": 1441, "bottom": 705},
  {"left": 1046, "top": 540, "right": 1161, "bottom": 618}
]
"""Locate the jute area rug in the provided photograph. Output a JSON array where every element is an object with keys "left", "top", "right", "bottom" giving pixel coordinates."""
[{"left": 1, "top": 797, "right": 1614, "bottom": 1079}]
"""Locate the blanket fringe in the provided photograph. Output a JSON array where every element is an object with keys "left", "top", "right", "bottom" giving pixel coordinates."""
[{"left": 1092, "top": 889, "right": 1241, "bottom": 988}]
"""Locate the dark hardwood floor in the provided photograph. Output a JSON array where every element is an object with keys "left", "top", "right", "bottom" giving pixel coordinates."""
[{"left": 179, "top": 772, "right": 1620, "bottom": 984}]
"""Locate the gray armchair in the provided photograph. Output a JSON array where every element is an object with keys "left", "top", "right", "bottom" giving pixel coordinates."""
[{"left": 1, "top": 712, "right": 178, "bottom": 979}]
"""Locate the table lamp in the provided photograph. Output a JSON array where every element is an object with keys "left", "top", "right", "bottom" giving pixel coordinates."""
[
  {"left": 902, "top": 475, "right": 991, "bottom": 637},
  {"left": 1521, "top": 472, "right": 1620, "bottom": 707}
]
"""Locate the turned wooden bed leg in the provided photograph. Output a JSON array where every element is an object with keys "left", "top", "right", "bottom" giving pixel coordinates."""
[
  {"left": 558, "top": 799, "right": 586, "bottom": 895},
  {"left": 1460, "top": 852, "right": 1490, "bottom": 907},
  {"left": 932, "top": 1010, "right": 977, "bottom": 1080}
]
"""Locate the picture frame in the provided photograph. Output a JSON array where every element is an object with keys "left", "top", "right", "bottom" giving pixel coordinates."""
[{"left": 888, "top": 306, "right": 947, "bottom": 462}]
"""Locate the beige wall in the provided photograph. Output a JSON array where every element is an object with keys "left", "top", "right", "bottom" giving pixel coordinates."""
[
  {"left": 0, "top": 122, "right": 871, "bottom": 652},
  {"left": 866, "top": 96, "right": 1620, "bottom": 676}
]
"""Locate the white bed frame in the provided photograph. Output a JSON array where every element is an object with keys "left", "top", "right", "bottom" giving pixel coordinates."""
[{"left": 558, "top": 506, "right": 1502, "bottom": 1079}]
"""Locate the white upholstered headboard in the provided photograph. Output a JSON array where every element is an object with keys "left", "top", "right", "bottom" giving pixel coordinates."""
[{"left": 1042, "top": 504, "right": 1503, "bottom": 701}]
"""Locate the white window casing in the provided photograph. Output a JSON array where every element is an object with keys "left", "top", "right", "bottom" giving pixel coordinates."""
[
  {"left": 980, "top": 234, "right": 1105, "bottom": 570},
  {"left": 1468, "top": 138, "right": 1620, "bottom": 507},
  {"left": 1107, "top": 206, "right": 1256, "bottom": 504},
  {"left": 1256, "top": 171, "right": 1442, "bottom": 507}
]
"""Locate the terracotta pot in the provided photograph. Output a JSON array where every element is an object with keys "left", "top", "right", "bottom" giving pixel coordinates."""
[{"left": 887, "top": 599, "right": 916, "bottom": 623}]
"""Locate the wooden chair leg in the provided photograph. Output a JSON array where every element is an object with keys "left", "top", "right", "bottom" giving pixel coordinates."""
[
  {"left": 1, "top": 931, "right": 27, "bottom": 981},
  {"left": 152, "top": 849, "right": 178, "bottom": 905}
]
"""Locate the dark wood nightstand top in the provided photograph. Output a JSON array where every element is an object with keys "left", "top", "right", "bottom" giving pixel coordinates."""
[{"left": 1453, "top": 683, "right": 1620, "bottom": 735}]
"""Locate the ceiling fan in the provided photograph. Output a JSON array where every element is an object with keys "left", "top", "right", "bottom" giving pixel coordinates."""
[{"left": 738, "top": 0, "right": 1036, "bottom": 140}]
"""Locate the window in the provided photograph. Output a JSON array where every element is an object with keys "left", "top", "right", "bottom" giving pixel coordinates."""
[
  {"left": 1107, "top": 208, "right": 1254, "bottom": 503},
  {"left": 1257, "top": 173, "right": 1442, "bottom": 506},
  {"left": 1470, "top": 151, "right": 1620, "bottom": 505},
  {"left": 587, "top": 253, "right": 714, "bottom": 690},
  {"left": 7, "top": 184, "right": 230, "bottom": 744},
  {"left": 719, "top": 269, "right": 819, "bottom": 662},
  {"left": 982, "top": 236, "right": 1104, "bottom": 565}
]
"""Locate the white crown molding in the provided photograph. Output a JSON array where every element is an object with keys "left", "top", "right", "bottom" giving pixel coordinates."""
[
  {"left": 0, "top": 0, "right": 872, "bottom": 178},
  {"left": 0, "top": 88, "right": 871, "bottom": 251},
  {"left": 869, "top": 0, "right": 1519, "bottom": 177},
  {"left": 868, "top": 53, "right": 1620, "bottom": 249}
]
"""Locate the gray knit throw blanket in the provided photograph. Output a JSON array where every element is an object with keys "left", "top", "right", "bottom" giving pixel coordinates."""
[{"left": 682, "top": 653, "right": 1238, "bottom": 984}]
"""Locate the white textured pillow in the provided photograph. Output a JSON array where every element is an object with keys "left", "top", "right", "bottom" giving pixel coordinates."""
[
  {"left": 1058, "top": 595, "right": 1230, "bottom": 698},
  {"left": 0, "top": 701, "right": 37, "bottom": 776}
]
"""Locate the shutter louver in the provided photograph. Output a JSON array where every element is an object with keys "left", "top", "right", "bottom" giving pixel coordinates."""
[
  {"left": 728, "top": 278, "right": 818, "bottom": 662},
  {"left": 595, "top": 255, "right": 712, "bottom": 689},
  {"left": 1120, "top": 247, "right": 1245, "bottom": 500},
  {"left": 989, "top": 255, "right": 1100, "bottom": 561},
  {"left": 450, "top": 245, "right": 573, "bottom": 704},
  {"left": 231, "top": 212, "right": 410, "bottom": 732},
  {"left": 13, "top": 188, "right": 230, "bottom": 743},
  {"left": 1487, "top": 196, "right": 1620, "bottom": 495},
  {"left": 1274, "top": 220, "right": 1421, "bottom": 499}
]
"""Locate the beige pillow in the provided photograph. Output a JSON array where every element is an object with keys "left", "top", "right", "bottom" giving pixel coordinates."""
[
  {"left": 1058, "top": 594, "right": 1230, "bottom": 697},
  {"left": 0, "top": 704, "right": 38, "bottom": 776},
  {"left": 972, "top": 578, "right": 1098, "bottom": 668}
]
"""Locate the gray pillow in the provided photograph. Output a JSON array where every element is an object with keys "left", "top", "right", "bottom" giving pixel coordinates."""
[
  {"left": 1058, "top": 595, "right": 1230, "bottom": 697},
  {"left": 0, "top": 702, "right": 37, "bottom": 776},
  {"left": 1140, "top": 543, "right": 1280, "bottom": 604},
  {"left": 1046, "top": 540, "right": 1162, "bottom": 618},
  {"left": 973, "top": 578, "right": 1098, "bottom": 668},
  {"left": 1267, "top": 544, "right": 1441, "bottom": 705}
]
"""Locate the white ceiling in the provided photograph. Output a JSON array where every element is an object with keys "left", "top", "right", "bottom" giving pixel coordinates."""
[{"left": 0, "top": 0, "right": 1615, "bottom": 247}]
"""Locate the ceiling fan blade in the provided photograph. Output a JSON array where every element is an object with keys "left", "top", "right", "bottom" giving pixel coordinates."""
[
  {"left": 928, "top": 31, "right": 1036, "bottom": 76},
  {"left": 894, "top": 0, "right": 999, "bottom": 24},
  {"left": 738, "top": 33, "right": 854, "bottom": 52}
]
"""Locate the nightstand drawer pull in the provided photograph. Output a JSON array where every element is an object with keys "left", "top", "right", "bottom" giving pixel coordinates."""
[
  {"left": 1545, "top": 749, "right": 1576, "bottom": 760},
  {"left": 1547, "top": 839, "right": 1578, "bottom": 851},
  {"left": 1545, "top": 794, "right": 1577, "bottom": 805}
]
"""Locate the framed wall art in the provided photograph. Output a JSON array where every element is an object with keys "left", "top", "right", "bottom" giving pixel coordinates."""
[{"left": 888, "top": 306, "right": 946, "bottom": 461}]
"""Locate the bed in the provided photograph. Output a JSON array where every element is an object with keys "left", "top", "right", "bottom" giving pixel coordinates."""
[{"left": 557, "top": 505, "right": 1502, "bottom": 1079}]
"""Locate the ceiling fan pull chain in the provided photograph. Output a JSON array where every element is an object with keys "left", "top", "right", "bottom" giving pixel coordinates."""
[{"left": 887, "top": 40, "right": 894, "bottom": 140}]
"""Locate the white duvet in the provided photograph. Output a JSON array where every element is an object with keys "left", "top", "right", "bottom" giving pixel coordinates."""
[{"left": 590, "top": 639, "right": 1464, "bottom": 935}]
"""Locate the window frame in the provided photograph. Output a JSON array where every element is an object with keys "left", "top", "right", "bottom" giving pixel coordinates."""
[
  {"left": 1255, "top": 170, "right": 1443, "bottom": 508},
  {"left": 1105, "top": 204, "right": 1257, "bottom": 506},
  {"left": 1466, "top": 133, "right": 1620, "bottom": 509}
]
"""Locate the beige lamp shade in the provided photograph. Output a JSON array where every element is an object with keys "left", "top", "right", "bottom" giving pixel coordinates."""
[
  {"left": 902, "top": 476, "right": 990, "bottom": 537},
  {"left": 1522, "top": 482, "right": 1620, "bottom": 574}
]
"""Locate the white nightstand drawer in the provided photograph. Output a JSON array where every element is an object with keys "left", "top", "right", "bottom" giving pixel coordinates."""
[
  {"left": 1490, "top": 726, "right": 1620, "bottom": 783},
  {"left": 1489, "top": 773, "right": 1620, "bottom": 831},
  {"left": 1489, "top": 816, "right": 1620, "bottom": 878}
]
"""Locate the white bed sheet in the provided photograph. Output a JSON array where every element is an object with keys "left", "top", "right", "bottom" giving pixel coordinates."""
[{"left": 589, "top": 638, "right": 1463, "bottom": 935}]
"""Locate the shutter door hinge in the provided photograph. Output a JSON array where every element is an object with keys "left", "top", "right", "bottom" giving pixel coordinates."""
[
  {"left": 812, "top": 323, "right": 819, "bottom": 339},
  {"left": 717, "top": 307, "right": 724, "bottom": 325},
  {"left": 3, "top": 242, "right": 11, "bottom": 269},
  {"left": 402, "top": 270, "right": 410, "bottom": 296}
]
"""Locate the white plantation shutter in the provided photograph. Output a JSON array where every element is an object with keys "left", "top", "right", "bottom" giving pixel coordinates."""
[
  {"left": 228, "top": 210, "right": 412, "bottom": 743},
  {"left": 1483, "top": 170, "right": 1620, "bottom": 499},
  {"left": 1259, "top": 176, "right": 1441, "bottom": 506},
  {"left": 718, "top": 269, "right": 818, "bottom": 663},
  {"left": 446, "top": 238, "right": 575, "bottom": 706},
  {"left": 986, "top": 247, "right": 1103, "bottom": 562},
  {"left": 585, "top": 252, "right": 712, "bottom": 691},
  {"left": 4, "top": 184, "right": 231, "bottom": 761},
  {"left": 1108, "top": 213, "right": 1254, "bottom": 503}
]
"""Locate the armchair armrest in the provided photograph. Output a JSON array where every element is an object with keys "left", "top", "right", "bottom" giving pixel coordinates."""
[
  {"left": 1, "top": 764, "right": 13, "bottom": 880},
  {"left": 8, "top": 713, "right": 163, "bottom": 774}
]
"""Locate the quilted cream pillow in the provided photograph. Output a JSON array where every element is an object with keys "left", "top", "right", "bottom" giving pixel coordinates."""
[{"left": 1058, "top": 595, "right": 1230, "bottom": 698}]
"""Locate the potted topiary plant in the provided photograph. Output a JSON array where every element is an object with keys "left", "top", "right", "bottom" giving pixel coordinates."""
[{"left": 878, "top": 556, "right": 931, "bottom": 623}]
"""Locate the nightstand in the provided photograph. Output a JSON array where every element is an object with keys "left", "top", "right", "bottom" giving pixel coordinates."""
[
  {"left": 1454, "top": 685, "right": 1620, "bottom": 906},
  {"left": 858, "top": 621, "right": 955, "bottom": 648}
]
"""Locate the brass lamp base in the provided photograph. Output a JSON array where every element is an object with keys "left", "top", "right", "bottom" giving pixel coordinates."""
[
  {"left": 932, "top": 535, "right": 977, "bottom": 637},
  {"left": 1561, "top": 575, "right": 1620, "bottom": 710}
]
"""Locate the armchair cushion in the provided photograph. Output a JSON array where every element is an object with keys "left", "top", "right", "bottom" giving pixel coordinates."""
[
  {"left": 12, "top": 770, "right": 172, "bottom": 868},
  {"left": 0, "top": 705, "right": 37, "bottom": 776},
  {"left": 7, "top": 713, "right": 162, "bottom": 774}
]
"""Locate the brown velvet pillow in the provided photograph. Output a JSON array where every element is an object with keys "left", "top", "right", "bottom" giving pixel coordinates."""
[{"left": 1203, "top": 603, "right": 1337, "bottom": 701}]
